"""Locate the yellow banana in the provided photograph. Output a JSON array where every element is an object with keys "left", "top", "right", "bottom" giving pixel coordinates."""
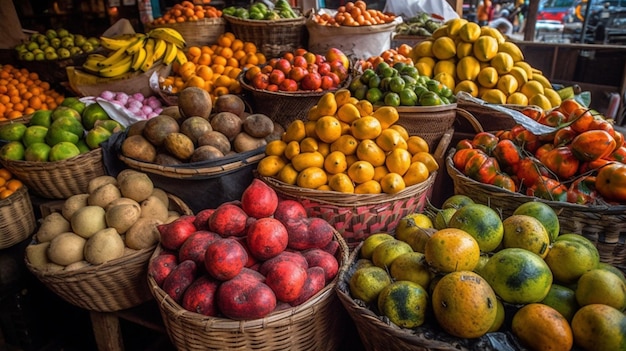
[
  {"left": 162, "top": 41, "right": 177, "bottom": 65},
  {"left": 152, "top": 38, "right": 167, "bottom": 62},
  {"left": 148, "top": 27, "right": 186, "bottom": 48},
  {"left": 83, "top": 54, "right": 107, "bottom": 73},
  {"left": 99, "top": 55, "right": 133, "bottom": 78},
  {"left": 175, "top": 48, "right": 188, "bottom": 65},
  {"left": 125, "top": 35, "right": 147, "bottom": 55},
  {"left": 131, "top": 46, "right": 147, "bottom": 71},
  {"left": 98, "top": 47, "right": 129, "bottom": 67},
  {"left": 99, "top": 36, "right": 135, "bottom": 51},
  {"left": 140, "top": 38, "right": 156, "bottom": 72}
]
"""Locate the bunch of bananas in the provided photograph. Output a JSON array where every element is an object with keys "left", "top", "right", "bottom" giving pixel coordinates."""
[{"left": 82, "top": 28, "right": 188, "bottom": 78}]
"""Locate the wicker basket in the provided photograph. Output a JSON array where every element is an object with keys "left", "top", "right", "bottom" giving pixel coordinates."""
[
  {"left": 148, "top": 228, "right": 349, "bottom": 351},
  {"left": 223, "top": 14, "right": 306, "bottom": 58},
  {"left": 446, "top": 153, "right": 626, "bottom": 272},
  {"left": 0, "top": 185, "right": 37, "bottom": 249},
  {"left": 25, "top": 194, "right": 192, "bottom": 312},
  {"left": 337, "top": 242, "right": 498, "bottom": 351},
  {"left": 146, "top": 18, "right": 226, "bottom": 47},
  {"left": 0, "top": 147, "right": 106, "bottom": 199},
  {"left": 394, "top": 104, "right": 458, "bottom": 151}
]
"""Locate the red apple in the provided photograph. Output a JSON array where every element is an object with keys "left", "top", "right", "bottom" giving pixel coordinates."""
[
  {"left": 315, "top": 54, "right": 325, "bottom": 65},
  {"left": 246, "top": 218, "right": 288, "bottom": 260},
  {"left": 290, "top": 266, "right": 326, "bottom": 306},
  {"left": 265, "top": 259, "right": 307, "bottom": 303},
  {"left": 325, "top": 48, "right": 350, "bottom": 70},
  {"left": 269, "top": 69, "right": 286, "bottom": 85},
  {"left": 294, "top": 48, "right": 308, "bottom": 56},
  {"left": 181, "top": 275, "right": 220, "bottom": 316},
  {"left": 329, "top": 60, "right": 348, "bottom": 82},
  {"left": 252, "top": 73, "right": 269, "bottom": 90},
  {"left": 178, "top": 230, "right": 221, "bottom": 268},
  {"left": 208, "top": 203, "right": 248, "bottom": 237},
  {"left": 289, "top": 66, "right": 307, "bottom": 82},
  {"left": 217, "top": 271, "right": 276, "bottom": 320},
  {"left": 162, "top": 260, "right": 197, "bottom": 303},
  {"left": 300, "top": 72, "right": 322, "bottom": 91},
  {"left": 279, "top": 78, "right": 298, "bottom": 92},
  {"left": 240, "top": 178, "right": 278, "bottom": 218},
  {"left": 320, "top": 75, "right": 334, "bottom": 90},
  {"left": 302, "top": 248, "right": 339, "bottom": 282},
  {"left": 317, "top": 62, "right": 331, "bottom": 76},
  {"left": 259, "top": 250, "right": 308, "bottom": 276},
  {"left": 303, "top": 52, "right": 317, "bottom": 65},
  {"left": 274, "top": 199, "right": 307, "bottom": 225},
  {"left": 158, "top": 217, "right": 198, "bottom": 250},
  {"left": 267, "top": 84, "right": 279, "bottom": 92},
  {"left": 204, "top": 237, "right": 248, "bottom": 281},
  {"left": 275, "top": 58, "right": 292, "bottom": 74},
  {"left": 149, "top": 251, "right": 178, "bottom": 287},
  {"left": 293, "top": 55, "right": 308, "bottom": 68}
]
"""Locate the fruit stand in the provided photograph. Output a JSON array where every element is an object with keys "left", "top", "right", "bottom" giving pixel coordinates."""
[{"left": 2, "top": 1, "right": 626, "bottom": 351}]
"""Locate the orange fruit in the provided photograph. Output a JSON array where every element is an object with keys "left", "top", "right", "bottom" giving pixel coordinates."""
[
  {"left": 323, "top": 151, "right": 348, "bottom": 175},
  {"left": 347, "top": 160, "right": 375, "bottom": 184},
  {"left": 356, "top": 139, "right": 386, "bottom": 167},
  {"left": 424, "top": 228, "right": 480, "bottom": 273},
  {"left": 501, "top": 214, "right": 551, "bottom": 258},
  {"left": 511, "top": 303, "right": 573, "bottom": 351},
  {"left": 328, "top": 173, "right": 354, "bottom": 193},
  {"left": 380, "top": 172, "right": 405, "bottom": 194},
  {"left": 354, "top": 180, "right": 382, "bottom": 194},
  {"left": 296, "top": 166, "right": 327, "bottom": 189},
  {"left": 571, "top": 304, "right": 626, "bottom": 351}
]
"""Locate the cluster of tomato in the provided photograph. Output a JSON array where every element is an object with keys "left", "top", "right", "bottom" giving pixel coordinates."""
[{"left": 451, "top": 98, "right": 626, "bottom": 205}]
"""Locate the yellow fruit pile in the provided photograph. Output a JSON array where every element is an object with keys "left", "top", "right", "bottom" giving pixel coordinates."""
[
  {"left": 409, "top": 18, "right": 561, "bottom": 110},
  {"left": 348, "top": 196, "right": 626, "bottom": 351},
  {"left": 160, "top": 32, "right": 266, "bottom": 100},
  {"left": 256, "top": 88, "right": 439, "bottom": 194}
]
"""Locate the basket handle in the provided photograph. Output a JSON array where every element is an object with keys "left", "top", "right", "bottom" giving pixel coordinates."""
[{"left": 456, "top": 107, "right": 484, "bottom": 133}]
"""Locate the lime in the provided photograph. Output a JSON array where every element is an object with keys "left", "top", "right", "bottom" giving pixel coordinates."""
[
  {"left": 51, "top": 106, "right": 81, "bottom": 122},
  {"left": 389, "top": 76, "right": 406, "bottom": 93},
  {"left": 447, "top": 203, "right": 503, "bottom": 252},
  {"left": 384, "top": 92, "right": 400, "bottom": 107},
  {"left": 540, "top": 283, "right": 579, "bottom": 322},
  {"left": 368, "top": 75, "right": 381, "bottom": 89},
  {"left": 360, "top": 69, "right": 377, "bottom": 84},
  {"left": 82, "top": 103, "right": 110, "bottom": 129},
  {"left": 45, "top": 125, "right": 80, "bottom": 146},
  {"left": 399, "top": 88, "right": 418, "bottom": 106},
  {"left": 401, "top": 65, "right": 419, "bottom": 79},
  {"left": 419, "top": 91, "right": 442, "bottom": 106},
  {"left": 377, "top": 280, "right": 429, "bottom": 328},
  {"left": 366, "top": 88, "right": 383, "bottom": 104},
  {"left": 353, "top": 84, "right": 368, "bottom": 100}
]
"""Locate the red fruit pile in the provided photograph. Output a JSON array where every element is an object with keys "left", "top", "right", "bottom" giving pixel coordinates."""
[
  {"left": 243, "top": 48, "right": 350, "bottom": 92},
  {"left": 149, "top": 178, "right": 341, "bottom": 320}
]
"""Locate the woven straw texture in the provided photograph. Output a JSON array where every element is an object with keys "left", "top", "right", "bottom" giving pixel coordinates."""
[
  {"left": 337, "top": 242, "right": 489, "bottom": 351},
  {"left": 0, "top": 185, "right": 36, "bottom": 249},
  {"left": 223, "top": 14, "right": 306, "bottom": 58},
  {"left": 146, "top": 18, "right": 226, "bottom": 47},
  {"left": 395, "top": 104, "right": 457, "bottom": 151},
  {"left": 148, "top": 229, "right": 349, "bottom": 351},
  {"left": 456, "top": 98, "right": 541, "bottom": 132},
  {"left": 446, "top": 153, "right": 626, "bottom": 272},
  {"left": 0, "top": 114, "right": 32, "bottom": 126},
  {"left": 25, "top": 194, "right": 192, "bottom": 312},
  {"left": 0, "top": 148, "right": 106, "bottom": 199}
]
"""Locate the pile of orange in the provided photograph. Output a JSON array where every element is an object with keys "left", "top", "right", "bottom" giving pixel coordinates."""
[
  {"left": 150, "top": 1, "right": 222, "bottom": 25},
  {"left": 0, "top": 168, "right": 23, "bottom": 200},
  {"left": 0, "top": 65, "right": 64, "bottom": 121},
  {"left": 161, "top": 32, "right": 265, "bottom": 100},
  {"left": 359, "top": 45, "right": 414, "bottom": 71},
  {"left": 312, "top": 1, "right": 396, "bottom": 26}
]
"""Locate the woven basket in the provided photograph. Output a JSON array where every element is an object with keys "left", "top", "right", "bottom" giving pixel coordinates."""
[
  {"left": 148, "top": 229, "right": 349, "bottom": 351},
  {"left": 0, "top": 185, "right": 36, "bottom": 249},
  {"left": 394, "top": 104, "right": 457, "bottom": 151},
  {"left": 146, "top": 18, "right": 226, "bottom": 47},
  {"left": 223, "top": 14, "right": 306, "bottom": 58},
  {"left": 337, "top": 242, "right": 493, "bottom": 351},
  {"left": 0, "top": 113, "right": 32, "bottom": 126},
  {"left": 0, "top": 147, "right": 106, "bottom": 199},
  {"left": 25, "top": 194, "right": 192, "bottom": 312},
  {"left": 446, "top": 153, "right": 626, "bottom": 272}
]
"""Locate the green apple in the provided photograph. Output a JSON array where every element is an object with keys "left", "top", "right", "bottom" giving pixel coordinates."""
[
  {"left": 45, "top": 29, "right": 58, "bottom": 40},
  {"left": 57, "top": 28, "right": 69, "bottom": 38},
  {"left": 50, "top": 37, "right": 61, "bottom": 49},
  {"left": 74, "top": 34, "right": 86, "bottom": 47},
  {"left": 21, "top": 51, "right": 35, "bottom": 61},
  {"left": 45, "top": 51, "right": 58, "bottom": 61}
]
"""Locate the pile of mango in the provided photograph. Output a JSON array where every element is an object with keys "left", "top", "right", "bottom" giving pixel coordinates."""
[{"left": 408, "top": 18, "right": 561, "bottom": 110}]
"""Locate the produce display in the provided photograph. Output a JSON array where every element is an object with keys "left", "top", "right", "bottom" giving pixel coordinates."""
[
  {"left": 223, "top": 0, "right": 300, "bottom": 20},
  {"left": 241, "top": 48, "right": 351, "bottom": 92},
  {"left": 159, "top": 32, "right": 265, "bottom": 97},
  {"left": 149, "top": 179, "right": 342, "bottom": 319},
  {"left": 0, "top": 64, "right": 65, "bottom": 120},
  {"left": 408, "top": 18, "right": 561, "bottom": 109},
  {"left": 97, "top": 90, "right": 164, "bottom": 120},
  {"left": 14, "top": 29, "right": 101, "bottom": 62},
  {"left": 349, "top": 62, "right": 455, "bottom": 107},
  {"left": 0, "top": 97, "right": 122, "bottom": 162},
  {"left": 149, "top": 0, "right": 222, "bottom": 25},
  {"left": 0, "top": 167, "right": 23, "bottom": 200},
  {"left": 82, "top": 27, "right": 188, "bottom": 79},
  {"left": 346, "top": 195, "right": 626, "bottom": 350},
  {"left": 394, "top": 12, "right": 443, "bottom": 36},
  {"left": 357, "top": 46, "right": 414, "bottom": 71},
  {"left": 256, "top": 88, "right": 440, "bottom": 194},
  {"left": 120, "top": 87, "right": 280, "bottom": 165},
  {"left": 311, "top": 1, "right": 396, "bottom": 26},
  {"left": 451, "top": 98, "right": 626, "bottom": 205},
  {"left": 25, "top": 171, "right": 187, "bottom": 270}
]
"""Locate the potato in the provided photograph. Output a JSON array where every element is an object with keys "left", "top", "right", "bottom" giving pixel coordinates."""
[
  {"left": 118, "top": 172, "right": 154, "bottom": 202},
  {"left": 84, "top": 228, "right": 125, "bottom": 265},
  {"left": 64, "top": 261, "right": 91, "bottom": 271},
  {"left": 47, "top": 232, "right": 87, "bottom": 266},
  {"left": 62, "top": 193, "right": 90, "bottom": 221},
  {"left": 105, "top": 203, "right": 141, "bottom": 234},
  {"left": 88, "top": 175, "right": 118, "bottom": 194},
  {"left": 25, "top": 242, "right": 50, "bottom": 269},
  {"left": 266, "top": 122, "right": 285, "bottom": 142},
  {"left": 105, "top": 197, "right": 140, "bottom": 211},
  {"left": 71, "top": 206, "right": 107, "bottom": 239},
  {"left": 36, "top": 212, "right": 71, "bottom": 242},
  {"left": 116, "top": 169, "right": 142, "bottom": 183},
  {"left": 190, "top": 145, "right": 224, "bottom": 163},
  {"left": 140, "top": 195, "right": 169, "bottom": 222},
  {"left": 87, "top": 183, "right": 122, "bottom": 209},
  {"left": 45, "top": 262, "right": 66, "bottom": 272},
  {"left": 233, "top": 132, "right": 267, "bottom": 153},
  {"left": 243, "top": 114, "right": 274, "bottom": 138},
  {"left": 125, "top": 217, "right": 162, "bottom": 250},
  {"left": 151, "top": 188, "right": 169, "bottom": 209},
  {"left": 197, "top": 130, "right": 231, "bottom": 155}
]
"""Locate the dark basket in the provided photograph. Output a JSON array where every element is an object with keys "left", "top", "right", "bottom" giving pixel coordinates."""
[
  {"left": 223, "top": 14, "right": 307, "bottom": 58},
  {"left": 0, "top": 185, "right": 36, "bottom": 249},
  {"left": 394, "top": 104, "right": 458, "bottom": 151}
]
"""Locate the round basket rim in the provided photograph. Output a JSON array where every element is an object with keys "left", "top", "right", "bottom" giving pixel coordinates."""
[
  {"left": 0, "top": 147, "right": 103, "bottom": 170},
  {"left": 149, "top": 228, "right": 349, "bottom": 329},
  {"left": 392, "top": 103, "right": 458, "bottom": 113},
  {"left": 223, "top": 13, "right": 306, "bottom": 26},
  {"left": 445, "top": 150, "right": 626, "bottom": 213}
]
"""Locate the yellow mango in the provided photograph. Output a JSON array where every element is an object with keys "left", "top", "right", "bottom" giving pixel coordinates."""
[{"left": 372, "top": 106, "right": 399, "bottom": 130}]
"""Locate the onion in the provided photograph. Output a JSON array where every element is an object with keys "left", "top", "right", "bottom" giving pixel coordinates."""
[
  {"left": 100, "top": 90, "right": 115, "bottom": 101},
  {"left": 132, "top": 92, "right": 145, "bottom": 102}
]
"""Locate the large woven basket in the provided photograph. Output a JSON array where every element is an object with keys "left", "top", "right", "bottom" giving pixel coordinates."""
[
  {"left": 146, "top": 18, "right": 226, "bottom": 47},
  {"left": 394, "top": 104, "right": 458, "bottom": 151},
  {"left": 336, "top": 242, "right": 502, "bottom": 351},
  {"left": 0, "top": 148, "right": 106, "bottom": 199},
  {"left": 0, "top": 185, "right": 36, "bottom": 249},
  {"left": 25, "top": 194, "right": 192, "bottom": 312},
  {"left": 148, "top": 228, "right": 349, "bottom": 351},
  {"left": 223, "top": 14, "right": 307, "bottom": 58},
  {"left": 446, "top": 153, "right": 626, "bottom": 272}
]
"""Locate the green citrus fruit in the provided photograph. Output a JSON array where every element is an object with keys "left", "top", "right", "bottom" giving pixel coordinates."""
[
  {"left": 49, "top": 141, "right": 80, "bottom": 161},
  {"left": 447, "top": 203, "right": 504, "bottom": 252},
  {"left": 82, "top": 103, "right": 110, "bottom": 130},
  {"left": 575, "top": 269, "right": 626, "bottom": 310},
  {"left": 544, "top": 234, "right": 599, "bottom": 285},
  {"left": 377, "top": 280, "right": 429, "bottom": 328},
  {"left": 441, "top": 194, "right": 474, "bottom": 210},
  {"left": 389, "top": 251, "right": 432, "bottom": 288},
  {"left": 24, "top": 142, "right": 51, "bottom": 162},
  {"left": 501, "top": 214, "right": 551, "bottom": 258},
  {"left": 0, "top": 123, "right": 27, "bottom": 142},
  {"left": 29, "top": 109, "right": 53, "bottom": 128},
  {"left": 571, "top": 304, "right": 626, "bottom": 351},
  {"left": 513, "top": 201, "right": 560, "bottom": 242},
  {"left": 0, "top": 141, "right": 25, "bottom": 160},
  {"left": 540, "top": 283, "right": 579, "bottom": 322},
  {"left": 22, "top": 125, "right": 48, "bottom": 147},
  {"left": 349, "top": 265, "right": 392, "bottom": 304}
]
